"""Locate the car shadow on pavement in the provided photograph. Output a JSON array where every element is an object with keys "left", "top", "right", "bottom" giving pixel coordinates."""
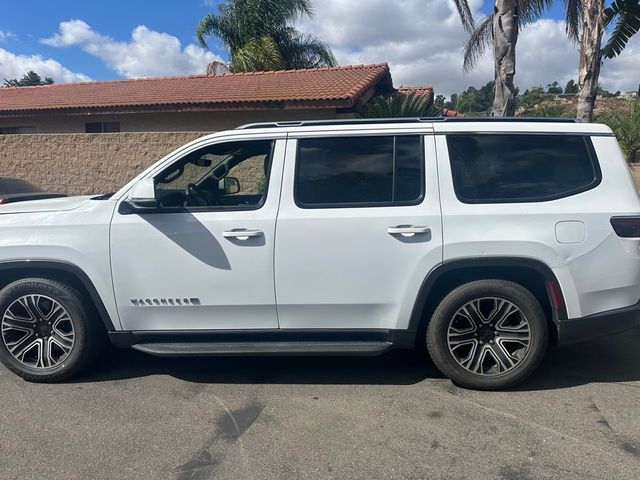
[
  {"left": 74, "top": 327, "right": 640, "bottom": 390},
  {"left": 514, "top": 325, "right": 640, "bottom": 391},
  {"left": 80, "top": 349, "right": 443, "bottom": 385}
]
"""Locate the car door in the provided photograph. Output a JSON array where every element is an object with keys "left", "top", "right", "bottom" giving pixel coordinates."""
[
  {"left": 110, "top": 135, "right": 285, "bottom": 331},
  {"left": 275, "top": 129, "right": 443, "bottom": 330}
]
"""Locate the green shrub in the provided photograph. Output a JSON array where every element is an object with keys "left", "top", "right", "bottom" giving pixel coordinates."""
[
  {"left": 599, "top": 99, "right": 640, "bottom": 163},
  {"left": 522, "top": 102, "right": 574, "bottom": 118},
  {"left": 361, "top": 91, "right": 441, "bottom": 118}
]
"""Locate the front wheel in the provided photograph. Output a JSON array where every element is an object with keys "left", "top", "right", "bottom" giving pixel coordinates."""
[
  {"left": 0, "top": 278, "right": 103, "bottom": 382},
  {"left": 426, "top": 279, "right": 548, "bottom": 390}
]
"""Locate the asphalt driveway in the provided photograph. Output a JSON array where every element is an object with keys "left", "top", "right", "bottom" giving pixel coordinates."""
[{"left": 1, "top": 327, "right": 639, "bottom": 480}]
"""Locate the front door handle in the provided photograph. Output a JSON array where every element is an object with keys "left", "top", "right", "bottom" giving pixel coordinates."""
[
  {"left": 387, "top": 226, "right": 431, "bottom": 236},
  {"left": 223, "top": 229, "right": 264, "bottom": 240}
]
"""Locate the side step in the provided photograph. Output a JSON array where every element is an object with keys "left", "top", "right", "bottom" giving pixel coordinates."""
[{"left": 132, "top": 340, "right": 393, "bottom": 357}]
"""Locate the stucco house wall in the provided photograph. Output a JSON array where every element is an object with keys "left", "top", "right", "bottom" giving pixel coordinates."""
[{"left": 0, "top": 132, "right": 210, "bottom": 195}]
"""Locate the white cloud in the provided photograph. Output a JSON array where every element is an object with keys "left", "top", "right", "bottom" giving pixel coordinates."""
[
  {"left": 42, "top": 20, "right": 222, "bottom": 78},
  {"left": 516, "top": 19, "right": 640, "bottom": 94},
  {"left": 301, "top": 1, "right": 640, "bottom": 97},
  {"left": 516, "top": 19, "right": 579, "bottom": 90},
  {"left": 600, "top": 35, "right": 640, "bottom": 94},
  {"left": 300, "top": 0, "right": 489, "bottom": 97},
  {"left": 0, "top": 48, "right": 90, "bottom": 83},
  {"left": 0, "top": 31, "right": 16, "bottom": 43}
]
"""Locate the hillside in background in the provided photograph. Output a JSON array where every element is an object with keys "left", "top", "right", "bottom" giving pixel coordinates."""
[
  {"left": 437, "top": 81, "right": 638, "bottom": 119},
  {"left": 518, "top": 95, "right": 636, "bottom": 119}
]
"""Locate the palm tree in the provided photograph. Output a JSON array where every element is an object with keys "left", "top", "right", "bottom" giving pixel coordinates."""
[
  {"left": 452, "top": 0, "right": 551, "bottom": 116},
  {"left": 360, "top": 91, "right": 442, "bottom": 118},
  {"left": 196, "top": 0, "right": 336, "bottom": 73},
  {"left": 565, "top": 0, "right": 640, "bottom": 121}
]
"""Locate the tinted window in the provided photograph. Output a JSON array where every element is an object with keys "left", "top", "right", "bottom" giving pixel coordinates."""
[
  {"left": 85, "top": 123, "right": 102, "bottom": 133},
  {"left": 103, "top": 122, "right": 121, "bottom": 133},
  {"left": 295, "top": 135, "right": 423, "bottom": 207},
  {"left": 0, "top": 126, "right": 35, "bottom": 134},
  {"left": 85, "top": 122, "right": 120, "bottom": 133},
  {"left": 154, "top": 139, "right": 273, "bottom": 209},
  {"left": 447, "top": 134, "right": 600, "bottom": 203}
]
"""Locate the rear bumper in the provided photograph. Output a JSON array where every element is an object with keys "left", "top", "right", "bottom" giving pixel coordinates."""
[{"left": 556, "top": 302, "right": 640, "bottom": 345}]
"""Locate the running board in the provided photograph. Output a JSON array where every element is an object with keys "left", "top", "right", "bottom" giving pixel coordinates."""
[{"left": 131, "top": 340, "right": 393, "bottom": 357}]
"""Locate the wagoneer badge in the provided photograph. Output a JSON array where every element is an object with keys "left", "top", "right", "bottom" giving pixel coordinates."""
[{"left": 130, "top": 298, "right": 201, "bottom": 306}]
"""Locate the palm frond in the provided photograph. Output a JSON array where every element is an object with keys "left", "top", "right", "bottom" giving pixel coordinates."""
[
  {"left": 518, "top": 0, "right": 553, "bottom": 25},
  {"left": 261, "top": 0, "right": 313, "bottom": 24},
  {"left": 231, "top": 36, "right": 285, "bottom": 72},
  {"left": 197, "top": 0, "right": 334, "bottom": 72},
  {"left": 360, "top": 91, "right": 440, "bottom": 118},
  {"left": 196, "top": 7, "right": 245, "bottom": 51},
  {"left": 564, "top": 0, "right": 583, "bottom": 42},
  {"left": 196, "top": 14, "right": 219, "bottom": 48},
  {"left": 451, "top": 0, "right": 475, "bottom": 32},
  {"left": 463, "top": 15, "right": 493, "bottom": 72},
  {"left": 602, "top": 0, "right": 640, "bottom": 58},
  {"left": 276, "top": 28, "right": 336, "bottom": 69}
]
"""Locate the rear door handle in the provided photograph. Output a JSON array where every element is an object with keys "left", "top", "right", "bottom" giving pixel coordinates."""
[
  {"left": 387, "top": 226, "right": 431, "bottom": 236},
  {"left": 223, "top": 229, "right": 264, "bottom": 240}
]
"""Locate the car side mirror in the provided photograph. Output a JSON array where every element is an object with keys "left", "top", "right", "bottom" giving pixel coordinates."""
[
  {"left": 223, "top": 176, "right": 240, "bottom": 194},
  {"left": 126, "top": 178, "right": 157, "bottom": 209}
]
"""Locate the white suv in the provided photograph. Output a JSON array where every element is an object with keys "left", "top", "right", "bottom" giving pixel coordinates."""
[{"left": 0, "top": 118, "right": 638, "bottom": 389}]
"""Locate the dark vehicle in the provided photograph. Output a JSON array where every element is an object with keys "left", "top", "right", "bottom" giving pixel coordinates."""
[{"left": 0, "top": 177, "right": 66, "bottom": 204}]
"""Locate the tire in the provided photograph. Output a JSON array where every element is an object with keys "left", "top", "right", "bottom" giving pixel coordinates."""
[
  {"left": 426, "top": 279, "right": 548, "bottom": 390},
  {"left": 0, "top": 278, "right": 104, "bottom": 382}
]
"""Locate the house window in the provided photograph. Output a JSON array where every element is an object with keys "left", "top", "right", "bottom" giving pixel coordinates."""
[
  {"left": 0, "top": 126, "right": 36, "bottom": 134},
  {"left": 85, "top": 122, "right": 120, "bottom": 133}
]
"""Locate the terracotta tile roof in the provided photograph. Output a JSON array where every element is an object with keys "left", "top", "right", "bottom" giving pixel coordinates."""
[
  {"left": 398, "top": 86, "right": 463, "bottom": 117},
  {"left": 397, "top": 85, "right": 434, "bottom": 100},
  {"left": 0, "top": 63, "right": 393, "bottom": 115},
  {"left": 441, "top": 108, "right": 464, "bottom": 117}
]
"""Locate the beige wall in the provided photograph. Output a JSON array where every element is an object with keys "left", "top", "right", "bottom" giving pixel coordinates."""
[
  {"left": 0, "top": 107, "right": 355, "bottom": 196},
  {"left": 0, "top": 108, "right": 341, "bottom": 133},
  {"left": 0, "top": 132, "right": 210, "bottom": 195}
]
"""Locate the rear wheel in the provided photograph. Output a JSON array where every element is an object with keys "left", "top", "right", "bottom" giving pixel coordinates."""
[
  {"left": 426, "top": 279, "right": 548, "bottom": 390},
  {"left": 0, "top": 278, "right": 104, "bottom": 382}
]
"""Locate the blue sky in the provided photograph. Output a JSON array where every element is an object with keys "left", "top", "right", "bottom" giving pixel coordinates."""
[
  {"left": 0, "top": 0, "right": 227, "bottom": 80},
  {"left": 0, "top": 0, "right": 637, "bottom": 96}
]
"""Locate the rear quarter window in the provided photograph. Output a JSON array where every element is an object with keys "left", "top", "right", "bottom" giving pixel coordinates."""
[{"left": 446, "top": 134, "right": 601, "bottom": 203}]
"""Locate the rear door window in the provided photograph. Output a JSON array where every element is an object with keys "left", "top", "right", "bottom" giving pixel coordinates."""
[
  {"left": 446, "top": 134, "right": 601, "bottom": 203},
  {"left": 295, "top": 135, "right": 424, "bottom": 208}
]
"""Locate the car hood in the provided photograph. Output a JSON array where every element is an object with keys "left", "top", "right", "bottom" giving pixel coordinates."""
[{"left": 0, "top": 195, "right": 93, "bottom": 214}]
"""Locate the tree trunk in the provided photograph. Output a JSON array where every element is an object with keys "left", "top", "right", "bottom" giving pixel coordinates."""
[
  {"left": 577, "top": 0, "right": 605, "bottom": 122},
  {"left": 492, "top": 0, "right": 518, "bottom": 117}
]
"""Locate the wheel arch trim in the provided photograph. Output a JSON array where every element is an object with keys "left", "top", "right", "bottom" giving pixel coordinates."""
[
  {"left": 408, "top": 257, "right": 567, "bottom": 332},
  {"left": 0, "top": 260, "right": 116, "bottom": 331}
]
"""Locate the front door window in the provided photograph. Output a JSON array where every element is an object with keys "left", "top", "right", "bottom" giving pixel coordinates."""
[{"left": 155, "top": 139, "right": 274, "bottom": 209}]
